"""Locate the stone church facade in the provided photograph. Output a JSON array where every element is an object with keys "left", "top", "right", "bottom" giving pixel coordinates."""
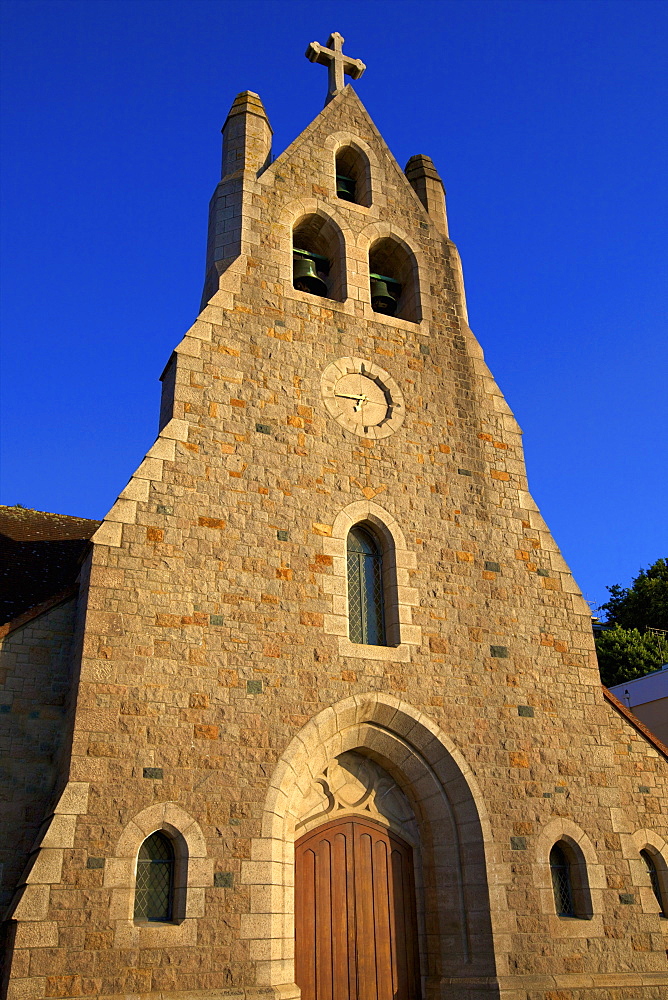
[{"left": 1, "top": 35, "right": 667, "bottom": 1000}]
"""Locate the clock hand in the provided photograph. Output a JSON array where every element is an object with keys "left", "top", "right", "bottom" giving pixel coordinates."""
[{"left": 334, "top": 390, "right": 369, "bottom": 411}]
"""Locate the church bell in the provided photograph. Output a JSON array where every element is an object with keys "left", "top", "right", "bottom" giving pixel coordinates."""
[
  {"left": 336, "top": 174, "right": 356, "bottom": 202},
  {"left": 369, "top": 273, "right": 401, "bottom": 315},
  {"left": 293, "top": 249, "right": 329, "bottom": 296}
]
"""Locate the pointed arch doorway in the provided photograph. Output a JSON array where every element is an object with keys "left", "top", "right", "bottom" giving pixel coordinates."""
[{"left": 295, "top": 816, "right": 421, "bottom": 1000}]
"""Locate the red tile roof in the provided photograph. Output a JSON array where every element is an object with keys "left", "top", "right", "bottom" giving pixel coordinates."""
[{"left": 602, "top": 684, "right": 668, "bottom": 760}]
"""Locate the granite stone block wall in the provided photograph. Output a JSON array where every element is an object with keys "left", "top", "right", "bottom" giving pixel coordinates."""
[{"left": 2, "top": 85, "right": 666, "bottom": 1000}]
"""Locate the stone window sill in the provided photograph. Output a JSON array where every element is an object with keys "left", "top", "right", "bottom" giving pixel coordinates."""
[
  {"left": 334, "top": 198, "right": 371, "bottom": 214},
  {"left": 286, "top": 286, "right": 351, "bottom": 312},
  {"left": 338, "top": 636, "right": 411, "bottom": 662},
  {"left": 546, "top": 913, "right": 603, "bottom": 938},
  {"left": 362, "top": 303, "right": 426, "bottom": 330},
  {"left": 112, "top": 917, "right": 198, "bottom": 948},
  {"left": 133, "top": 919, "right": 182, "bottom": 926}
]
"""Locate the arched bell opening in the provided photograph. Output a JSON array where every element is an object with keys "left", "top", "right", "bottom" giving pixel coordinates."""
[
  {"left": 368, "top": 237, "right": 421, "bottom": 322},
  {"left": 292, "top": 213, "right": 346, "bottom": 302},
  {"left": 335, "top": 145, "right": 372, "bottom": 207}
]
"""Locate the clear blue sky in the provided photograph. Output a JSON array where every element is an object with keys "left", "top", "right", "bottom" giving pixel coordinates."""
[{"left": 1, "top": 0, "right": 666, "bottom": 612}]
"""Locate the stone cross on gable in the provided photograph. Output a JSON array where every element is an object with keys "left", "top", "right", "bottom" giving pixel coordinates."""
[{"left": 306, "top": 32, "right": 366, "bottom": 105}]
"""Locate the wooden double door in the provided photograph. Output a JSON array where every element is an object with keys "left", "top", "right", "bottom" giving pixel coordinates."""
[{"left": 295, "top": 817, "right": 421, "bottom": 1000}]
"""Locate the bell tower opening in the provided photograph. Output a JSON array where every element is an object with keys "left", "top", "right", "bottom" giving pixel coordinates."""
[
  {"left": 292, "top": 213, "right": 346, "bottom": 301},
  {"left": 368, "top": 237, "right": 420, "bottom": 322},
  {"left": 335, "top": 145, "right": 372, "bottom": 207}
]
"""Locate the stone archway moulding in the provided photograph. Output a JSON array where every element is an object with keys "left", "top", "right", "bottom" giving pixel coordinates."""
[
  {"left": 240, "top": 692, "right": 505, "bottom": 992},
  {"left": 630, "top": 827, "right": 668, "bottom": 859},
  {"left": 357, "top": 219, "right": 431, "bottom": 326},
  {"left": 324, "top": 131, "right": 380, "bottom": 173}
]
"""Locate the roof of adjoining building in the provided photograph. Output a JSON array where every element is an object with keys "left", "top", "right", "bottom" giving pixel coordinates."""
[
  {"left": 0, "top": 505, "right": 101, "bottom": 625},
  {"left": 603, "top": 685, "right": 668, "bottom": 761}
]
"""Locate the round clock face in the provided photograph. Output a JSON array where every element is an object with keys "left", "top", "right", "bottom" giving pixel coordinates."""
[{"left": 321, "top": 358, "right": 405, "bottom": 439}]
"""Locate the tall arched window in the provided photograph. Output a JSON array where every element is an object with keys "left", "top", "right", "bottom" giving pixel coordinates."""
[
  {"left": 550, "top": 843, "right": 575, "bottom": 916},
  {"left": 641, "top": 849, "right": 666, "bottom": 916},
  {"left": 347, "top": 525, "right": 386, "bottom": 646},
  {"left": 134, "top": 831, "right": 175, "bottom": 922}
]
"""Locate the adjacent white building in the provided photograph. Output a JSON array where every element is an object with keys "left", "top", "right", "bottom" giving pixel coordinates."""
[{"left": 609, "top": 666, "right": 668, "bottom": 745}]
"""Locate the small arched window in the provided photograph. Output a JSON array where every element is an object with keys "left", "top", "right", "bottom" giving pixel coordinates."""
[
  {"left": 347, "top": 526, "right": 386, "bottom": 646},
  {"left": 550, "top": 843, "right": 575, "bottom": 917},
  {"left": 134, "top": 831, "right": 175, "bottom": 922},
  {"left": 641, "top": 849, "right": 666, "bottom": 916}
]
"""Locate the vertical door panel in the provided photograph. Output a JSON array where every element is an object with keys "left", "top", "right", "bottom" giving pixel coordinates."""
[
  {"left": 295, "top": 846, "right": 317, "bottom": 999},
  {"left": 371, "top": 835, "right": 393, "bottom": 1000},
  {"left": 315, "top": 836, "right": 333, "bottom": 1000},
  {"left": 390, "top": 842, "right": 420, "bottom": 999},
  {"left": 354, "top": 829, "right": 378, "bottom": 1000},
  {"left": 331, "top": 830, "right": 353, "bottom": 1000},
  {"left": 295, "top": 817, "right": 420, "bottom": 1000}
]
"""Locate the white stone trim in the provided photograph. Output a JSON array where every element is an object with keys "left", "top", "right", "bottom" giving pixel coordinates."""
[
  {"left": 356, "top": 220, "right": 432, "bottom": 326},
  {"left": 533, "top": 818, "right": 604, "bottom": 937},
  {"left": 90, "top": 415, "right": 189, "bottom": 548},
  {"left": 105, "top": 802, "right": 211, "bottom": 949},
  {"left": 6, "top": 782, "right": 90, "bottom": 942},
  {"left": 629, "top": 829, "right": 668, "bottom": 925}
]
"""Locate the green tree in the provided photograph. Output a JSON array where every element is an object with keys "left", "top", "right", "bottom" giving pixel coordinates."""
[
  {"left": 596, "top": 625, "right": 668, "bottom": 688},
  {"left": 595, "top": 558, "right": 668, "bottom": 687},
  {"left": 599, "top": 557, "right": 668, "bottom": 630}
]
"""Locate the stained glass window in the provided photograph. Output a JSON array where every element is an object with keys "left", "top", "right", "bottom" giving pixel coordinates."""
[
  {"left": 550, "top": 844, "right": 575, "bottom": 917},
  {"left": 134, "top": 831, "right": 174, "bottom": 922},
  {"left": 641, "top": 849, "right": 665, "bottom": 915},
  {"left": 347, "top": 526, "right": 386, "bottom": 646}
]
